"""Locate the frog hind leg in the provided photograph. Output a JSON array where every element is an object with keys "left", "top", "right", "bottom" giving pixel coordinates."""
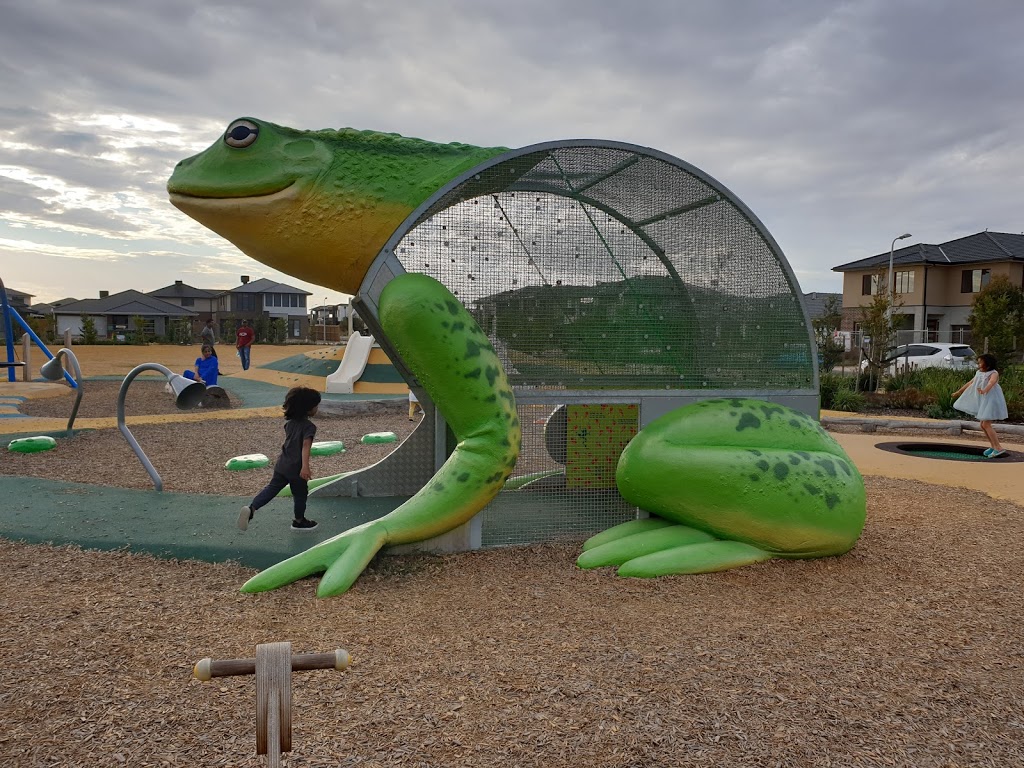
[
  {"left": 578, "top": 523, "right": 715, "bottom": 568},
  {"left": 580, "top": 517, "right": 677, "bottom": 552},
  {"left": 617, "top": 539, "right": 773, "bottom": 578}
]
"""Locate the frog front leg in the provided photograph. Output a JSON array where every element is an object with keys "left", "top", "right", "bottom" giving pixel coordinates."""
[{"left": 242, "top": 273, "right": 521, "bottom": 597}]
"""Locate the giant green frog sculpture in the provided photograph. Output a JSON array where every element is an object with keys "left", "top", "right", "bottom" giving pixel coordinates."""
[{"left": 168, "top": 118, "right": 865, "bottom": 597}]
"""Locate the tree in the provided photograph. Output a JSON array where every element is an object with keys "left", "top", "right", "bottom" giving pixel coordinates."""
[
  {"left": 253, "top": 313, "right": 270, "bottom": 343},
  {"left": 857, "top": 270, "right": 898, "bottom": 389},
  {"left": 80, "top": 313, "right": 98, "bottom": 344},
  {"left": 968, "top": 275, "right": 1024, "bottom": 363},
  {"left": 812, "top": 295, "right": 845, "bottom": 373},
  {"left": 131, "top": 315, "right": 147, "bottom": 344},
  {"left": 269, "top": 317, "right": 287, "bottom": 343}
]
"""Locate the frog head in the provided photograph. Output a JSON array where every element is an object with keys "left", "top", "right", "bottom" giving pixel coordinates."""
[{"left": 168, "top": 117, "right": 505, "bottom": 294}]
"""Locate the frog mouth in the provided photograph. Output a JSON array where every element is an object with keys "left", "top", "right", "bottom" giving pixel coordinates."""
[{"left": 168, "top": 182, "right": 299, "bottom": 209}]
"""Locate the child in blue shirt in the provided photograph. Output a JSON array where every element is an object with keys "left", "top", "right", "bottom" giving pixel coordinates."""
[
  {"left": 193, "top": 345, "right": 220, "bottom": 386},
  {"left": 239, "top": 386, "right": 321, "bottom": 531}
]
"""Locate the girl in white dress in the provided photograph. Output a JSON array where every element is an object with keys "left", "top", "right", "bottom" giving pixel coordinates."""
[{"left": 953, "top": 353, "right": 1009, "bottom": 458}]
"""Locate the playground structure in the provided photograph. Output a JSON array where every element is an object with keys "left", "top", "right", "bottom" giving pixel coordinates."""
[
  {"left": 194, "top": 642, "right": 351, "bottom": 767},
  {"left": 323, "top": 335, "right": 407, "bottom": 395},
  {"left": 38, "top": 348, "right": 84, "bottom": 436},
  {"left": 1, "top": 276, "right": 74, "bottom": 387},
  {"left": 160, "top": 118, "right": 867, "bottom": 598},
  {"left": 310, "top": 140, "right": 820, "bottom": 552},
  {"left": 117, "top": 362, "right": 206, "bottom": 491}
]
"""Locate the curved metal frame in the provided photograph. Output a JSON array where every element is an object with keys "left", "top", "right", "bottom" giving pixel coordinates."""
[
  {"left": 117, "top": 363, "right": 204, "bottom": 492},
  {"left": 40, "top": 348, "right": 84, "bottom": 436}
]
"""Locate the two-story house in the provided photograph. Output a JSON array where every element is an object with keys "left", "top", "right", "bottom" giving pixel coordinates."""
[
  {"left": 213, "top": 276, "right": 312, "bottom": 340},
  {"left": 833, "top": 231, "right": 1024, "bottom": 345},
  {"left": 146, "top": 280, "right": 221, "bottom": 338}
]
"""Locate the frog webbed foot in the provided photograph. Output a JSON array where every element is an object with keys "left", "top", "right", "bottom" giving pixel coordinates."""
[
  {"left": 577, "top": 517, "right": 772, "bottom": 577},
  {"left": 241, "top": 521, "right": 387, "bottom": 597}
]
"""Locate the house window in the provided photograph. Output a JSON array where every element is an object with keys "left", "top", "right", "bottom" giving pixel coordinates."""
[
  {"left": 961, "top": 269, "right": 990, "bottom": 293},
  {"left": 861, "top": 275, "right": 880, "bottom": 296},
  {"left": 293, "top": 319, "right": 301, "bottom": 337},
  {"left": 236, "top": 293, "right": 256, "bottom": 312},
  {"left": 950, "top": 325, "right": 972, "bottom": 344},
  {"left": 894, "top": 271, "right": 914, "bottom": 294},
  {"left": 181, "top": 297, "right": 194, "bottom": 307},
  {"left": 298, "top": 295, "right": 306, "bottom": 308}
]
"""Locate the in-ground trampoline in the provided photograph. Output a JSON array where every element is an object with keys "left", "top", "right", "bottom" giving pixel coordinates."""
[
  {"left": 318, "top": 140, "right": 820, "bottom": 550},
  {"left": 875, "top": 442, "right": 1018, "bottom": 462}
]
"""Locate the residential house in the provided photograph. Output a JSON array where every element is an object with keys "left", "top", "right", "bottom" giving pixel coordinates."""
[
  {"left": 53, "top": 290, "right": 197, "bottom": 341},
  {"left": 0, "top": 286, "right": 35, "bottom": 343},
  {"left": 833, "top": 231, "right": 1024, "bottom": 345},
  {"left": 1, "top": 287, "right": 34, "bottom": 315},
  {"left": 146, "top": 280, "right": 221, "bottom": 338},
  {"left": 213, "top": 276, "right": 312, "bottom": 340},
  {"left": 802, "top": 292, "right": 842, "bottom": 322}
]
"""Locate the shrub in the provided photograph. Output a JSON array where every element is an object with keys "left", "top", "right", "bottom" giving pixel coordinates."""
[
  {"left": 830, "top": 388, "right": 866, "bottom": 412},
  {"left": 885, "top": 387, "right": 929, "bottom": 411},
  {"left": 883, "top": 367, "right": 925, "bottom": 392},
  {"left": 820, "top": 372, "right": 863, "bottom": 411},
  {"left": 997, "top": 365, "right": 1024, "bottom": 421}
]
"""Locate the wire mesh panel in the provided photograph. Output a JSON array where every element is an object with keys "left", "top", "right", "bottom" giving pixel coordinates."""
[
  {"left": 478, "top": 402, "right": 638, "bottom": 547},
  {"left": 389, "top": 144, "right": 813, "bottom": 392}
]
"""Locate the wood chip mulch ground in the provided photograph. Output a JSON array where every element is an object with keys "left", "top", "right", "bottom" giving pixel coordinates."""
[{"left": 2, "top": 384, "right": 1023, "bottom": 766}]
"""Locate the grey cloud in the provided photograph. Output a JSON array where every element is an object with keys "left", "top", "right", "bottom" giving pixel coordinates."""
[
  {"left": 0, "top": 175, "right": 51, "bottom": 216},
  {"left": 1, "top": 0, "right": 1024, "bottom": 299}
]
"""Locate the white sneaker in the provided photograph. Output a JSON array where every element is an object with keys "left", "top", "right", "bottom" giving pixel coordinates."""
[{"left": 238, "top": 505, "right": 253, "bottom": 531}]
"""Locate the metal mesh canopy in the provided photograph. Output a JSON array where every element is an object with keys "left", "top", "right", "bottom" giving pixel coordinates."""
[{"left": 360, "top": 141, "right": 816, "bottom": 396}]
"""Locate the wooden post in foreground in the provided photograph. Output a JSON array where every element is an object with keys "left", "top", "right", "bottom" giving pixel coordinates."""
[{"left": 194, "top": 642, "right": 351, "bottom": 767}]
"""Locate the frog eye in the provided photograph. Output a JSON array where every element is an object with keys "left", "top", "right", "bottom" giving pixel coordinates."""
[{"left": 224, "top": 119, "right": 259, "bottom": 148}]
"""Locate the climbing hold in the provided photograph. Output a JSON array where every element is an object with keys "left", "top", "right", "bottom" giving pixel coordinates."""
[
  {"left": 7, "top": 435, "right": 57, "bottom": 453},
  {"left": 310, "top": 440, "right": 346, "bottom": 456},
  {"left": 225, "top": 453, "right": 270, "bottom": 471},
  {"left": 360, "top": 432, "right": 397, "bottom": 444}
]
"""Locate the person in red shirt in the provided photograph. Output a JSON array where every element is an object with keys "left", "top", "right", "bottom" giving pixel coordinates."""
[{"left": 236, "top": 319, "right": 255, "bottom": 371}]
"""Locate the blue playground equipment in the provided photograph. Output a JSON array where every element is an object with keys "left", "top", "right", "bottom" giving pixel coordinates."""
[{"left": 0, "top": 276, "right": 75, "bottom": 387}]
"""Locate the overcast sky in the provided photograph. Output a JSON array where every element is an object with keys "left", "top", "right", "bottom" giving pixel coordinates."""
[{"left": 1, "top": 0, "right": 1022, "bottom": 307}]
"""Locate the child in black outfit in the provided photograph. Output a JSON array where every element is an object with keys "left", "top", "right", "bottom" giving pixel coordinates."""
[{"left": 238, "top": 386, "right": 321, "bottom": 532}]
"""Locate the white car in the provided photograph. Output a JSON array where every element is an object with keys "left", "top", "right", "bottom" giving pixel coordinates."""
[{"left": 862, "top": 343, "right": 977, "bottom": 374}]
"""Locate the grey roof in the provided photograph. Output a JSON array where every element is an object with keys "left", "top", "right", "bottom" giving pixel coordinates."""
[
  {"left": 55, "top": 290, "right": 198, "bottom": 317},
  {"left": 230, "top": 278, "right": 312, "bottom": 295},
  {"left": 2, "top": 287, "right": 33, "bottom": 302},
  {"left": 802, "top": 292, "right": 841, "bottom": 320},
  {"left": 147, "top": 281, "right": 219, "bottom": 299},
  {"left": 833, "top": 231, "right": 1024, "bottom": 272}
]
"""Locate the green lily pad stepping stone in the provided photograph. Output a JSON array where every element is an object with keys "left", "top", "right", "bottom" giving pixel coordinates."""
[
  {"left": 310, "top": 440, "right": 346, "bottom": 456},
  {"left": 7, "top": 435, "right": 58, "bottom": 453},
  {"left": 360, "top": 431, "right": 397, "bottom": 444},
  {"left": 225, "top": 453, "right": 270, "bottom": 471}
]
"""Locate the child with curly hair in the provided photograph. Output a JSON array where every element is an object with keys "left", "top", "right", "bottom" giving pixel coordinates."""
[{"left": 239, "top": 386, "right": 322, "bottom": 531}]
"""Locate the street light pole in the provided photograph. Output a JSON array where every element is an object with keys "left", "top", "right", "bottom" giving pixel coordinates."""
[{"left": 886, "top": 232, "right": 913, "bottom": 326}]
